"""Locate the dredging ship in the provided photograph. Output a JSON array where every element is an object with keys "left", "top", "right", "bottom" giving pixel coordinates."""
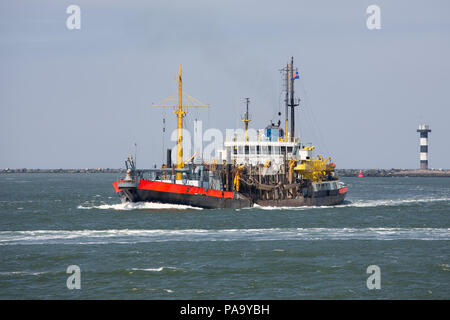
[{"left": 112, "top": 58, "right": 348, "bottom": 209}]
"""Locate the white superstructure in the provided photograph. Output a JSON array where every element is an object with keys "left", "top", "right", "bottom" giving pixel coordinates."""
[{"left": 218, "top": 132, "right": 313, "bottom": 174}]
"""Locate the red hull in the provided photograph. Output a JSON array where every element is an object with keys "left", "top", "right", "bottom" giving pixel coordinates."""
[
  {"left": 112, "top": 180, "right": 251, "bottom": 209},
  {"left": 112, "top": 179, "right": 347, "bottom": 209}
]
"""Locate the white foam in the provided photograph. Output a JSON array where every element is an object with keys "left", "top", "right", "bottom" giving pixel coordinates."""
[
  {"left": 78, "top": 201, "right": 202, "bottom": 211},
  {"left": 73, "top": 196, "right": 450, "bottom": 212},
  {"left": 0, "top": 271, "right": 46, "bottom": 276},
  {"left": 341, "top": 197, "right": 450, "bottom": 208},
  {"left": 251, "top": 204, "right": 327, "bottom": 210},
  {"left": 251, "top": 197, "right": 450, "bottom": 210},
  {"left": 130, "top": 267, "right": 180, "bottom": 272},
  {"left": 132, "top": 267, "right": 164, "bottom": 272},
  {"left": 438, "top": 264, "right": 450, "bottom": 271},
  {"left": 0, "top": 227, "right": 448, "bottom": 245}
]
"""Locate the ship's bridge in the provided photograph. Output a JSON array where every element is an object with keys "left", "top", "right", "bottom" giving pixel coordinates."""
[{"left": 218, "top": 136, "right": 312, "bottom": 173}]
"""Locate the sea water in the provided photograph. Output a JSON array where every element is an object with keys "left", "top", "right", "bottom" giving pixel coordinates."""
[{"left": 0, "top": 173, "right": 449, "bottom": 299}]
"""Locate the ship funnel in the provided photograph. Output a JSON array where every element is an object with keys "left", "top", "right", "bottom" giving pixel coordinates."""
[{"left": 166, "top": 149, "right": 172, "bottom": 168}]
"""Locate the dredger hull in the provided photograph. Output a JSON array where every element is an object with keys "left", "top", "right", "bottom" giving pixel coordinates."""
[{"left": 113, "top": 180, "right": 347, "bottom": 209}]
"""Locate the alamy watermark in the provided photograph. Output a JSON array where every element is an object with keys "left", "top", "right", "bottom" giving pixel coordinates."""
[
  {"left": 64, "top": 5, "right": 382, "bottom": 31},
  {"left": 366, "top": 265, "right": 381, "bottom": 290},
  {"left": 163, "top": 120, "right": 267, "bottom": 163},
  {"left": 66, "top": 265, "right": 81, "bottom": 290},
  {"left": 66, "top": 5, "right": 81, "bottom": 30},
  {"left": 366, "top": 5, "right": 381, "bottom": 30}
]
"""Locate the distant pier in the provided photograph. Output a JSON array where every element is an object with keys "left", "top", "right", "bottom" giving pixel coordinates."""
[
  {"left": 0, "top": 168, "right": 126, "bottom": 174},
  {"left": 336, "top": 169, "right": 450, "bottom": 177},
  {"left": 1, "top": 168, "right": 450, "bottom": 177}
]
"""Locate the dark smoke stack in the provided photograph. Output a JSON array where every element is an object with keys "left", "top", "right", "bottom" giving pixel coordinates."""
[{"left": 166, "top": 149, "right": 172, "bottom": 168}]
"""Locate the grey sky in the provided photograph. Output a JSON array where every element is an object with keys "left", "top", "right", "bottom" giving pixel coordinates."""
[{"left": 1, "top": 0, "right": 449, "bottom": 169}]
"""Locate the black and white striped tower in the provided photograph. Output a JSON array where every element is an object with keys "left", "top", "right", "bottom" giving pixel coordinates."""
[{"left": 417, "top": 124, "right": 431, "bottom": 170}]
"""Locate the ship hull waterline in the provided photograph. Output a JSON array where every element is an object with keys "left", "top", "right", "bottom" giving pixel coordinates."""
[{"left": 113, "top": 180, "right": 347, "bottom": 209}]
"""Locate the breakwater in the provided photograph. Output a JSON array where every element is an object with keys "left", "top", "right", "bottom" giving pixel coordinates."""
[
  {"left": 336, "top": 169, "right": 450, "bottom": 177},
  {"left": 2, "top": 168, "right": 450, "bottom": 177}
]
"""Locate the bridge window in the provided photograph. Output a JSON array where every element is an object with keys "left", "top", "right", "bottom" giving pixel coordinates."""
[{"left": 273, "top": 146, "right": 280, "bottom": 155}]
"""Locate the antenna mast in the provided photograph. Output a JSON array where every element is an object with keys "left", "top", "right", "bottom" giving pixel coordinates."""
[
  {"left": 285, "top": 63, "right": 289, "bottom": 141},
  {"left": 289, "top": 57, "right": 300, "bottom": 140},
  {"left": 134, "top": 143, "right": 137, "bottom": 169},
  {"left": 242, "top": 98, "right": 251, "bottom": 142}
]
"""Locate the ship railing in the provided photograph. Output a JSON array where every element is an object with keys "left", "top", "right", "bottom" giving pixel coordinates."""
[
  {"left": 117, "top": 167, "right": 214, "bottom": 186},
  {"left": 141, "top": 168, "right": 207, "bottom": 184}
]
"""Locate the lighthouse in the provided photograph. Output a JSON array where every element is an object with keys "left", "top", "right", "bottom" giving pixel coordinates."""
[{"left": 417, "top": 124, "right": 431, "bottom": 170}]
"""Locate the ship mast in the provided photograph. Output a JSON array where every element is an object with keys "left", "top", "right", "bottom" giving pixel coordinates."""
[
  {"left": 176, "top": 65, "right": 184, "bottom": 175},
  {"left": 285, "top": 63, "right": 289, "bottom": 141},
  {"left": 242, "top": 98, "right": 251, "bottom": 142},
  {"left": 153, "top": 65, "right": 209, "bottom": 179},
  {"left": 288, "top": 57, "right": 299, "bottom": 140}
]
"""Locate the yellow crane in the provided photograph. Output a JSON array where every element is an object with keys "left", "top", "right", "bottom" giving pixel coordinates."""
[
  {"left": 294, "top": 152, "right": 335, "bottom": 183},
  {"left": 153, "top": 66, "right": 209, "bottom": 179}
]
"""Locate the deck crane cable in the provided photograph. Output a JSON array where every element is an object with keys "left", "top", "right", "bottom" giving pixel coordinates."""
[
  {"left": 298, "top": 78, "right": 328, "bottom": 155},
  {"left": 162, "top": 107, "right": 166, "bottom": 165}
]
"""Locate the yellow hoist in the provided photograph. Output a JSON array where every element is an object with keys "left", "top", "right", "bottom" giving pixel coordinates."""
[{"left": 294, "top": 146, "right": 336, "bottom": 182}]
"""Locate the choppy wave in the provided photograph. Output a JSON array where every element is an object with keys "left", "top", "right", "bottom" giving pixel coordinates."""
[
  {"left": 0, "top": 227, "right": 448, "bottom": 245},
  {"left": 437, "top": 264, "right": 450, "bottom": 272},
  {"left": 252, "top": 197, "right": 450, "bottom": 210},
  {"left": 72, "top": 196, "right": 450, "bottom": 212},
  {"left": 342, "top": 197, "right": 450, "bottom": 208},
  {"left": 0, "top": 271, "right": 47, "bottom": 276},
  {"left": 78, "top": 202, "right": 202, "bottom": 211},
  {"left": 130, "top": 267, "right": 182, "bottom": 273}
]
